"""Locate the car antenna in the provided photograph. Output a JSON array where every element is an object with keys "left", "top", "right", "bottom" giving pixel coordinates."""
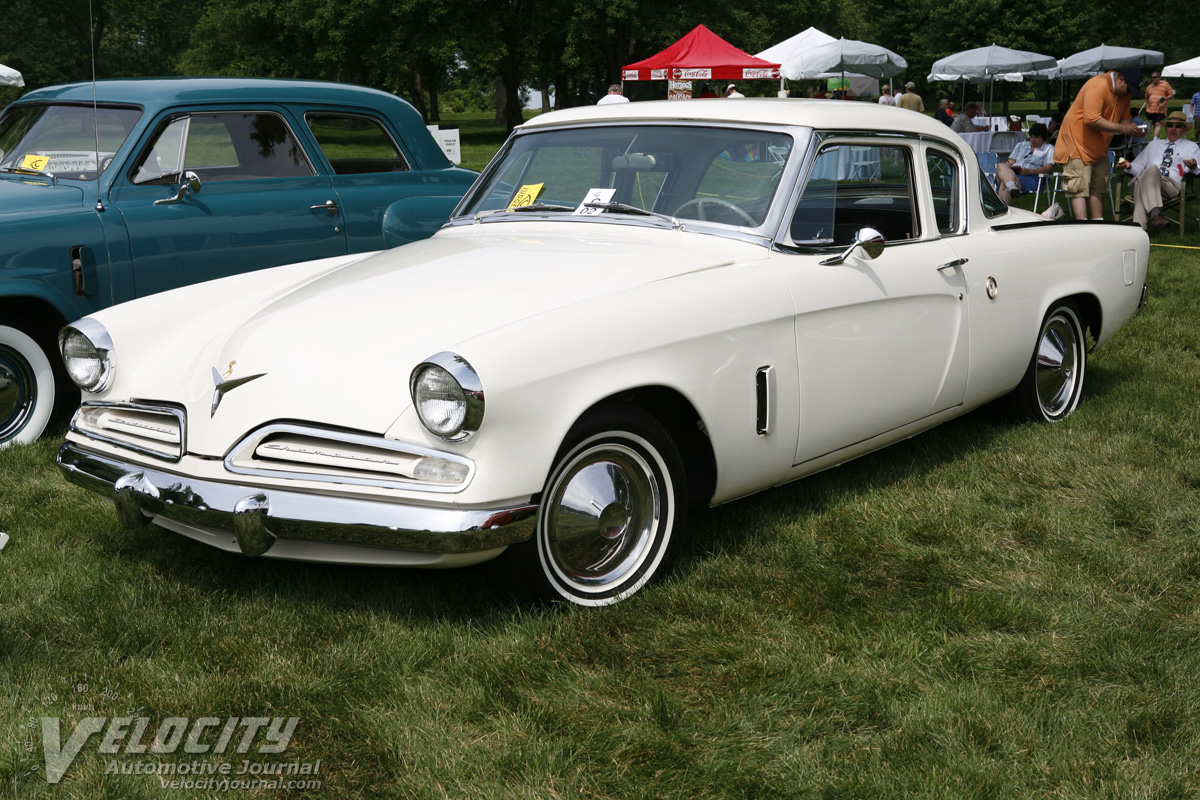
[{"left": 89, "top": 0, "right": 104, "bottom": 212}]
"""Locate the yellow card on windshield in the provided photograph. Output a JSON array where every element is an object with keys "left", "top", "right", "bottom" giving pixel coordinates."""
[
  {"left": 20, "top": 154, "right": 49, "bottom": 172},
  {"left": 508, "top": 183, "right": 544, "bottom": 210}
]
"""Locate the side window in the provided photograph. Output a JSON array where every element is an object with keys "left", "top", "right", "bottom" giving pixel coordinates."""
[
  {"left": 926, "top": 149, "right": 959, "bottom": 234},
  {"left": 306, "top": 114, "right": 409, "bottom": 174},
  {"left": 980, "top": 168, "right": 1007, "bottom": 217},
  {"left": 790, "top": 143, "right": 917, "bottom": 246},
  {"left": 132, "top": 113, "right": 313, "bottom": 184}
]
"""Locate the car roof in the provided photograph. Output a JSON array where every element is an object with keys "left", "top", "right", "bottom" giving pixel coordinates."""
[
  {"left": 521, "top": 97, "right": 968, "bottom": 152},
  {"left": 15, "top": 77, "right": 413, "bottom": 114}
]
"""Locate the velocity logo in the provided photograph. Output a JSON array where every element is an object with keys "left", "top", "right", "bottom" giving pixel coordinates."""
[{"left": 41, "top": 716, "right": 298, "bottom": 784}]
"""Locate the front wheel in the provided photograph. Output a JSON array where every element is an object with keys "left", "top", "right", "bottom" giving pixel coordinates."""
[
  {"left": 1008, "top": 303, "right": 1087, "bottom": 422},
  {"left": 0, "top": 324, "right": 57, "bottom": 447},
  {"left": 511, "top": 407, "right": 688, "bottom": 607}
]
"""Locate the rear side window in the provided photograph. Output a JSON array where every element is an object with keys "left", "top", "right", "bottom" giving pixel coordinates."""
[
  {"left": 133, "top": 112, "right": 314, "bottom": 184},
  {"left": 791, "top": 143, "right": 918, "bottom": 246},
  {"left": 306, "top": 114, "right": 409, "bottom": 174}
]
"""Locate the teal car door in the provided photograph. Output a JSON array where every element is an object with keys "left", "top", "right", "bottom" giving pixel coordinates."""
[{"left": 110, "top": 109, "right": 348, "bottom": 298}]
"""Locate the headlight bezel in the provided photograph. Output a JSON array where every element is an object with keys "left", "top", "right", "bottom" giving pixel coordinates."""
[
  {"left": 58, "top": 319, "right": 116, "bottom": 394},
  {"left": 409, "top": 352, "right": 484, "bottom": 442}
]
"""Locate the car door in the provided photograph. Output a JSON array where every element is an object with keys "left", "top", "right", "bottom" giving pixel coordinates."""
[
  {"left": 109, "top": 108, "right": 347, "bottom": 298},
  {"left": 772, "top": 138, "right": 970, "bottom": 467}
]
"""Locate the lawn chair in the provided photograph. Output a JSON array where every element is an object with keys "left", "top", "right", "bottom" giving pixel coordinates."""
[
  {"left": 1113, "top": 171, "right": 1197, "bottom": 234},
  {"left": 989, "top": 131, "right": 1024, "bottom": 161},
  {"left": 976, "top": 151, "right": 999, "bottom": 191},
  {"left": 1032, "top": 168, "right": 1061, "bottom": 214}
]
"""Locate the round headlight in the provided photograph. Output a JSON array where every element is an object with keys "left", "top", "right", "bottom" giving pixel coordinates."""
[
  {"left": 410, "top": 353, "right": 484, "bottom": 441},
  {"left": 58, "top": 319, "right": 116, "bottom": 393}
]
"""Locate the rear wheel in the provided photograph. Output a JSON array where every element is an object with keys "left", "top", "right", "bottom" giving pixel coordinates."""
[
  {"left": 0, "top": 324, "right": 57, "bottom": 447},
  {"left": 510, "top": 406, "right": 687, "bottom": 606},
  {"left": 1008, "top": 303, "right": 1086, "bottom": 422}
]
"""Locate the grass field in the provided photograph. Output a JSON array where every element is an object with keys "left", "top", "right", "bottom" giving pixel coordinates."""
[{"left": 3, "top": 116, "right": 1200, "bottom": 799}]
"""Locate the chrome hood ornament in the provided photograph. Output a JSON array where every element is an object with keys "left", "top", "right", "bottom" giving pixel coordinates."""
[{"left": 211, "top": 362, "right": 266, "bottom": 417}]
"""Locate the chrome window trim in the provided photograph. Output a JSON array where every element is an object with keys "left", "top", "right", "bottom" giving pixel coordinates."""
[
  {"left": 224, "top": 422, "right": 475, "bottom": 493},
  {"left": 69, "top": 400, "right": 187, "bottom": 462},
  {"left": 303, "top": 110, "right": 411, "bottom": 172},
  {"left": 445, "top": 120, "right": 812, "bottom": 244},
  {"left": 774, "top": 131, "right": 926, "bottom": 253},
  {"left": 922, "top": 143, "right": 969, "bottom": 237}
]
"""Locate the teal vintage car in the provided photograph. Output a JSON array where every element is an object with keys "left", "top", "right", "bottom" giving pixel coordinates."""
[{"left": 0, "top": 77, "right": 476, "bottom": 446}]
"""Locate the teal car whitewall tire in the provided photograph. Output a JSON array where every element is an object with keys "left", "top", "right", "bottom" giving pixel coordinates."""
[{"left": 0, "top": 325, "right": 56, "bottom": 447}]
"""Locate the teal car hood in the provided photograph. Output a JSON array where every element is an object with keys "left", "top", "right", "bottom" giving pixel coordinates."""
[{"left": 0, "top": 175, "right": 87, "bottom": 211}]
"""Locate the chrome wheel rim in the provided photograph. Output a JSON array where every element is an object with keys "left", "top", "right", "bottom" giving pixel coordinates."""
[
  {"left": 543, "top": 442, "right": 661, "bottom": 591},
  {"left": 1035, "top": 313, "right": 1080, "bottom": 418},
  {"left": 0, "top": 344, "right": 36, "bottom": 442}
]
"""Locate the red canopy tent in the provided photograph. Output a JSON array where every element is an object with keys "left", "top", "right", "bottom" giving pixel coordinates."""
[{"left": 622, "top": 25, "right": 780, "bottom": 82}]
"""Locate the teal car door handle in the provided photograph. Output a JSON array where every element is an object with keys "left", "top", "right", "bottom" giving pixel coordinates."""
[{"left": 310, "top": 200, "right": 339, "bottom": 216}]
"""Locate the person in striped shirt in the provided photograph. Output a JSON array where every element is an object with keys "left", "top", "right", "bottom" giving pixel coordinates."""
[{"left": 1145, "top": 72, "right": 1174, "bottom": 139}]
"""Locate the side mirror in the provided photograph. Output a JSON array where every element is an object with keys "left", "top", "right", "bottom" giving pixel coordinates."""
[
  {"left": 819, "top": 227, "right": 886, "bottom": 266},
  {"left": 153, "top": 171, "right": 202, "bottom": 205}
]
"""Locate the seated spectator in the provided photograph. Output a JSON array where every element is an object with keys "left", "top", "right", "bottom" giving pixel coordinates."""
[
  {"left": 1046, "top": 112, "right": 1064, "bottom": 145},
  {"left": 1115, "top": 110, "right": 1200, "bottom": 230},
  {"left": 951, "top": 102, "right": 988, "bottom": 133},
  {"left": 934, "top": 99, "right": 953, "bottom": 125},
  {"left": 947, "top": 101, "right": 958, "bottom": 117},
  {"left": 996, "top": 123, "right": 1055, "bottom": 205}
]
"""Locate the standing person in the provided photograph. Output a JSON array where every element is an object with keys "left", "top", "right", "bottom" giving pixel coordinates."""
[
  {"left": 725, "top": 84, "right": 744, "bottom": 98},
  {"left": 1115, "top": 110, "right": 1200, "bottom": 229},
  {"left": 597, "top": 84, "right": 629, "bottom": 105},
  {"left": 896, "top": 81, "right": 924, "bottom": 112},
  {"left": 878, "top": 85, "right": 895, "bottom": 106},
  {"left": 1053, "top": 67, "right": 1144, "bottom": 220},
  {"left": 1144, "top": 72, "right": 1174, "bottom": 139}
]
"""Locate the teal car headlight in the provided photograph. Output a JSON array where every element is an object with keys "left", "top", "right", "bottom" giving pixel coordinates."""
[
  {"left": 58, "top": 319, "right": 116, "bottom": 393},
  {"left": 410, "top": 352, "right": 484, "bottom": 441}
]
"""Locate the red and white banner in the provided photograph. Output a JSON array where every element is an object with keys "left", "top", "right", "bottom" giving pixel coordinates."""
[
  {"left": 673, "top": 68, "right": 712, "bottom": 80},
  {"left": 742, "top": 68, "right": 779, "bottom": 79}
]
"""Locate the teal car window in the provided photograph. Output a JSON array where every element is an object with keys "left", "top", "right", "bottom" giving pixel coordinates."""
[
  {"left": 306, "top": 113, "right": 409, "bottom": 174},
  {"left": 0, "top": 104, "right": 141, "bottom": 180},
  {"left": 133, "top": 112, "right": 314, "bottom": 184}
]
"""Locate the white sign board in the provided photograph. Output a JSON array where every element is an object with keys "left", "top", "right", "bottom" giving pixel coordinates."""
[{"left": 427, "top": 125, "right": 462, "bottom": 165}]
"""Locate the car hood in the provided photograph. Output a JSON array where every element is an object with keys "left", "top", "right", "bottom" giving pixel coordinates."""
[
  {"left": 113, "top": 224, "right": 764, "bottom": 453},
  {"left": 0, "top": 175, "right": 86, "bottom": 210}
]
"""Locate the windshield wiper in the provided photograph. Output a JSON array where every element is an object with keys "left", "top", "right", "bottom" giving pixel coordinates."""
[
  {"left": 583, "top": 201, "right": 683, "bottom": 230},
  {"left": 472, "top": 202, "right": 576, "bottom": 223},
  {"left": 0, "top": 166, "right": 57, "bottom": 182}
]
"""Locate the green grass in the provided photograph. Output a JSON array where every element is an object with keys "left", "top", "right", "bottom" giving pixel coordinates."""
[{"left": 4, "top": 140, "right": 1200, "bottom": 798}]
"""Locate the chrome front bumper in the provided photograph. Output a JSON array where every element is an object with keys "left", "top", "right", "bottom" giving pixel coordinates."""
[{"left": 57, "top": 442, "right": 538, "bottom": 565}]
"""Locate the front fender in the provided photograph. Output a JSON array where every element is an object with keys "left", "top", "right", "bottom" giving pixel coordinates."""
[{"left": 382, "top": 196, "right": 463, "bottom": 247}]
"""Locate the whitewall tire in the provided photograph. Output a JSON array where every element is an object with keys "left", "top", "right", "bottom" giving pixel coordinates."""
[{"left": 0, "top": 324, "right": 57, "bottom": 447}]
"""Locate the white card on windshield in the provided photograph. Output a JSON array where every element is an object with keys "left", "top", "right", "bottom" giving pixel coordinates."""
[{"left": 574, "top": 187, "right": 616, "bottom": 216}]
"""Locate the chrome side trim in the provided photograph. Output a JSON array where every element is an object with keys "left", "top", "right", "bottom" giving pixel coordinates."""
[
  {"left": 69, "top": 401, "right": 187, "bottom": 462},
  {"left": 224, "top": 422, "right": 475, "bottom": 494},
  {"left": 57, "top": 442, "right": 537, "bottom": 556}
]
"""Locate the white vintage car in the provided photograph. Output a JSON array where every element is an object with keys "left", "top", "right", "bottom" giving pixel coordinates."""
[{"left": 56, "top": 99, "right": 1148, "bottom": 606}]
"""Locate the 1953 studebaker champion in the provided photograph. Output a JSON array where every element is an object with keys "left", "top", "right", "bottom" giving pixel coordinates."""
[
  {"left": 56, "top": 99, "right": 1148, "bottom": 605},
  {"left": 0, "top": 78, "right": 476, "bottom": 446}
]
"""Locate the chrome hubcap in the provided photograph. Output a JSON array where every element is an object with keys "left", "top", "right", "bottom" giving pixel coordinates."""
[
  {"left": 1035, "top": 315, "right": 1078, "bottom": 417},
  {"left": 0, "top": 344, "right": 36, "bottom": 441},
  {"left": 544, "top": 443, "right": 660, "bottom": 588}
]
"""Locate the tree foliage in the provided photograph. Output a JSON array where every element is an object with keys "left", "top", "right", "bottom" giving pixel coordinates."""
[{"left": 4, "top": 0, "right": 1199, "bottom": 125}]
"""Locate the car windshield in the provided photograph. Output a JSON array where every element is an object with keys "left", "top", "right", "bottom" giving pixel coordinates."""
[
  {"left": 0, "top": 103, "right": 141, "bottom": 181},
  {"left": 457, "top": 124, "right": 793, "bottom": 228}
]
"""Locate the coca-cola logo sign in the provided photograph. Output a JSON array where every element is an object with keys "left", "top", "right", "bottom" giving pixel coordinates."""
[
  {"left": 673, "top": 68, "right": 712, "bottom": 80},
  {"left": 742, "top": 68, "right": 780, "bottom": 79}
]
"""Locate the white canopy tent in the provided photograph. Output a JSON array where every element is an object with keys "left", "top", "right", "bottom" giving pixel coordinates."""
[
  {"left": 1163, "top": 56, "right": 1200, "bottom": 78},
  {"left": 756, "top": 28, "right": 886, "bottom": 98},
  {"left": 0, "top": 63, "right": 23, "bottom": 88}
]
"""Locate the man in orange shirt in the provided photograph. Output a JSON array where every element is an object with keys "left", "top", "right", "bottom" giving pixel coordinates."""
[
  {"left": 1053, "top": 67, "right": 1144, "bottom": 220},
  {"left": 1144, "top": 72, "right": 1174, "bottom": 139}
]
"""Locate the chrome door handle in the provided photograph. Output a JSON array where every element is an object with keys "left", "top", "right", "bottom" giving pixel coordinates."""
[
  {"left": 310, "top": 200, "right": 339, "bottom": 216},
  {"left": 936, "top": 258, "right": 968, "bottom": 271}
]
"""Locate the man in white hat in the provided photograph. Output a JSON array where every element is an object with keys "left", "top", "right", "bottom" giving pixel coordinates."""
[{"left": 725, "top": 84, "right": 744, "bottom": 98}]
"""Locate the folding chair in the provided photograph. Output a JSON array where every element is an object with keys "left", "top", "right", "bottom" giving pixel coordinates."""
[
  {"left": 975, "top": 151, "right": 999, "bottom": 191},
  {"left": 1032, "top": 168, "right": 1061, "bottom": 214},
  {"left": 1114, "top": 171, "right": 1196, "bottom": 233},
  {"left": 989, "top": 131, "right": 1024, "bottom": 161}
]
